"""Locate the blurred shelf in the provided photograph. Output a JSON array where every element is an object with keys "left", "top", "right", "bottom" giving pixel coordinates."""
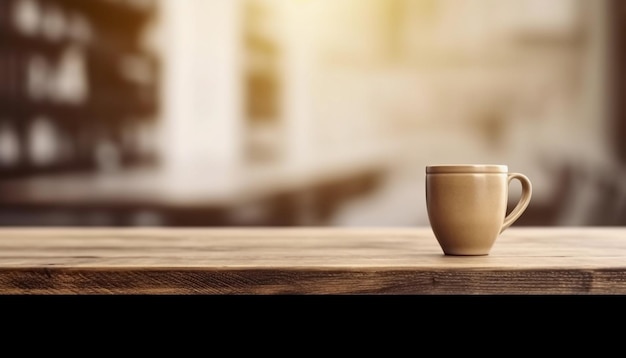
[{"left": 0, "top": 0, "right": 160, "bottom": 178}]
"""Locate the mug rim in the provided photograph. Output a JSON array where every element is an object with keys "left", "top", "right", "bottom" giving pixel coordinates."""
[{"left": 426, "top": 164, "right": 508, "bottom": 173}]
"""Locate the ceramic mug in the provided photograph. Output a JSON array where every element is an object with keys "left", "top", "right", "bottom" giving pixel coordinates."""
[{"left": 425, "top": 164, "right": 532, "bottom": 256}]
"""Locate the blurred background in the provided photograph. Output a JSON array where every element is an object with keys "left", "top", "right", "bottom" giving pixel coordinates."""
[{"left": 0, "top": 0, "right": 624, "bottom": 227}]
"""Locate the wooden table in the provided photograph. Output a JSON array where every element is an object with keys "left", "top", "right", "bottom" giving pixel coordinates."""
[
  {"left": 0, "top": 157, "right": 387, "bottom": 226},
  {"left": 0, "top": 227, "right": 625, "bottom": 294}
]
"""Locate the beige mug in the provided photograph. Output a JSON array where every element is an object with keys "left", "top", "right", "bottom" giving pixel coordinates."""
[{"left": 425, "top": 164, "right": 532, "bottom": 256}]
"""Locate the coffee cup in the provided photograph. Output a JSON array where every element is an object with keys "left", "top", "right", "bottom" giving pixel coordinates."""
[{"left": 425, "top": 164, "right": 532, "bottom": 256}]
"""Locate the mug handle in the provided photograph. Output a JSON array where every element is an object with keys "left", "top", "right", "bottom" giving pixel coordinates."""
[{"left": 500, "top": 173, "right": 533, "bottom": 233}]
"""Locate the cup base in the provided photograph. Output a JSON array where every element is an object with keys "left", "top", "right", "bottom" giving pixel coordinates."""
[
  {"left": 443, "top": 251, "right": 490, "bottom": 256},
  {"left": 440, "top": 246, "right": 492, "bottom": 256}
]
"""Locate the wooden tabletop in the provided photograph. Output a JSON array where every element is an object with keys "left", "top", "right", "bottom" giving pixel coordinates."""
[
  {"left": 0, "top": 227, "right": 625, "bottom": 294},
  {"left": 0, "top": 149, "right": 392, "bottom": 208}
]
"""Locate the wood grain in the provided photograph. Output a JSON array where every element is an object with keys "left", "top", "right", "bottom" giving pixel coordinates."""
[{"left": 0, "top": 227, "right": 625, "bottom": 294}]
